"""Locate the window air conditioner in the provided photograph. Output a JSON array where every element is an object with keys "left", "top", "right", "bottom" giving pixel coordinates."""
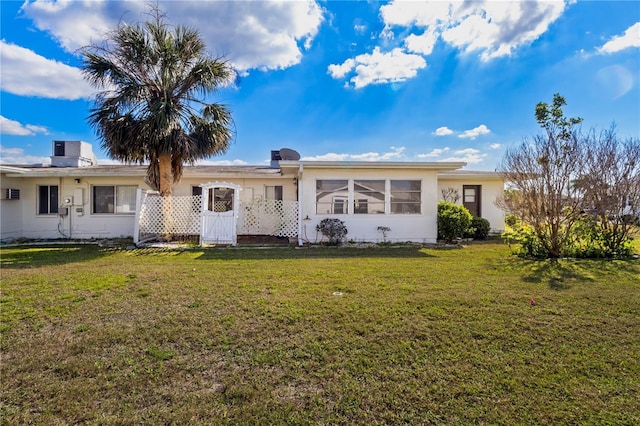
[{"left": 5, "top": 188, "right": 20, "bottom": 200}]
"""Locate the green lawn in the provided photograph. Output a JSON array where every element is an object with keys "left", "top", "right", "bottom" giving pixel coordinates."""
[{"left": 1, "top": 242, "right": 639, "bottom": 425}]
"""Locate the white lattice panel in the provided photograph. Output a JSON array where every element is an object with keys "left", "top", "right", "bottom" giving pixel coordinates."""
[
  {"left": 138, "top": 193, "right": 201, "bottom": 234},
  {"left": 238, "top": 199, "right": 299, "bottom": 238},
  {"left": 137, "top": 193, "right": 298, "bottom": 239}
]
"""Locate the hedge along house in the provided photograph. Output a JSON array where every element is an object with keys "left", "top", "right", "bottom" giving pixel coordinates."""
[{"left": 0, "top": 141, "right": 506, "bottom": 245}]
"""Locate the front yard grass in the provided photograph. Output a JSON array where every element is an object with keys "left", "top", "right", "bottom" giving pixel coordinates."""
[{"left": 1, "top": 242, "right": 639, "bottom": 424}]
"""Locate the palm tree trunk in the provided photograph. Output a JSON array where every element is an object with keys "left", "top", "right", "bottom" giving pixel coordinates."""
[
  {"left": 158, "top": 153, "right": 174, "bottom": 237},
  {"left": 159, "top": 153, "right": 173, "bottom": 197}
]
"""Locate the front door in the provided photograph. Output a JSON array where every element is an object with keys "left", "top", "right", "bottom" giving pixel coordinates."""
[
  {"left": 201, "top": 184, "right": 239, "bottom": 245},
  {"left": 463, "top": 185, "right": 481, "bottom": 217}
]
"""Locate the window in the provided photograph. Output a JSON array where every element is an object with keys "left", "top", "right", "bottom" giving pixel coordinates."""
[
  {"left": 209, "top": 187, "right": 234, "bottom": 212},
  {"left": 38, "top": 185, "right": 58, "bottom": 215},
  {"left": 92, "top": 185, "right": 137, "bottom": 214},
  {"left": 464, "top": 187, "right": 476, "bottom": 203},
  {"left": 354, "top": 180, "right": 385, "bottom": 214},
  {"left": 316, "top": 180, "right": 348, "bottom": 214},
  {"left": 390, "top": 180, "right": 421, "bottom": 214},
  {"left": 265, "top": 185, "right": 283, "bottom": 201}
]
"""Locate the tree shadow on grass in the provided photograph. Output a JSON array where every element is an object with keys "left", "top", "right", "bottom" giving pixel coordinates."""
[
  {"left": 0, "top": 243, "right": 122, "bottom": 269},
  {"left": 495, "top": 256, "right": 639, "bottom": 290},
  {"left": 519, "top": 260, "right": 592, "bottom": 290},
  {"left": 192, "top": 246, "right": 436, "bottom": 261}
]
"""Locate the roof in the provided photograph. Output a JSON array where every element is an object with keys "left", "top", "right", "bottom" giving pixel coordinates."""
[
  {"left": 0, "top": 165, "right": 28, "bottom": 174},
  {"left": 2, "top": 161, "right": 499, "bottom": 179}
]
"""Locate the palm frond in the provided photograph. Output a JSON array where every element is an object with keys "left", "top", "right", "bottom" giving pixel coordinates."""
[{"left": 81, "top": 7, "right": 235, "bottom": 195}]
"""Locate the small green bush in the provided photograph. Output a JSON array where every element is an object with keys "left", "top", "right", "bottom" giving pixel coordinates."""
[
  {"left": 502, "top": 224, "right": 548, "bottom": 258},
  {"left": 467, "top": 217, "right": 491, "bottom": 240},
  {"left": 502, "top": 214, "right": 635, "bottom": 259},
  {"left": 437, "top": 201, "right": 472, "bottom": 243},
  {"left": 504, "top": 214, "right": 518, "bottom": 228},
  {"left": 316, "top": 218, "right": 348, "bottom": 245}
]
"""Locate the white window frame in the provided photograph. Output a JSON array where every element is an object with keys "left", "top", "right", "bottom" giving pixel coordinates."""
[
  {"left": 315, "top": 179, "right": 422, "bottom": 215},
  {"left": 390, "top": 180, "right": 422, "bottom": 214},
  {"left": 92, "top": 185, "right": 138, "bottom": 214},
  {"left": 37, "top": 185, "right": 59, "bottom": 215},
  {"left": 265, "top": 185, "right": 283, "bottom": 201},
  {"left": 353, "top": 179, "right": 386, "bottom": 215}
]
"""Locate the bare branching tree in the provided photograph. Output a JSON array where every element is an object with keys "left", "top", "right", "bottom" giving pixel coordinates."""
[
  {"left": 575, "top": 127, "right": 640, "bottom": 253},
  {"left": 498, "top": 94, "right": 639, "bottom": 258},
  {"left": 441, "top": 187, "right": 461, "bottom": 203},
  {"left": 497, "top": 94, "right": 583, "bottom": 258}
]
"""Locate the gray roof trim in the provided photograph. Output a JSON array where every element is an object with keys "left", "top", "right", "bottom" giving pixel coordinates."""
[
  {"left": 0, "top": 166, "right": 29, "bottom": 174},
  {"left": 281, "top": 160, "right": 466, "bottom": 171},
  {"left": 438, "top": 170, "right": 503, "bottom": 180},
  {"left": 3, "top": 165, "right": 284, "bottom": 178}
]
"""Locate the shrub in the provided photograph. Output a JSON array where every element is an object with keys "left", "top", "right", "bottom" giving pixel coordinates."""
[
  {"left": 501, "top": 224, "right": 548, "bottom": 258},
  {"left": 316, "top": 218, "right": 348, "bottom": 245},
  {"left": 437, "top": 201, "right": 472, "bottom": 243},
  {"left": 502, "top": 214, "right": 635, "bottom": 259},
  {"left": 504, "top": 214, "right": 518, "bottom": 228},
  {"left": 565, "top": 216, "right": 635, "bottom": 258},
  {"left": 468, "top": 217, "right": 491, "bottom": 240}
]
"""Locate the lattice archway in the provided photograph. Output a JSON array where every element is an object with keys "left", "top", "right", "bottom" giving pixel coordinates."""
[{"left": 200, "top": 182, "right": 241, "bottom": 245}]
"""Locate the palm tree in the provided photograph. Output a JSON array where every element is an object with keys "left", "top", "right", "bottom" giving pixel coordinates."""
[{"left": 82, "top": 9, "right": 235, "bottom": 197}]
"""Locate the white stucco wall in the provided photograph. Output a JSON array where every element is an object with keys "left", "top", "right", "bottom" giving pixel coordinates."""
[
  {"left": 174, "top": 177, "right": 297, "bottom": 202},
  {"left": 437, "top": 176, "right": 506, "bottom": 233},
  {"left": 298, "top": 167, "right": 441, "bottom": 243},
  {"left": 1, "top": 174, "right": 25, "bottom": 241},
  {"left": 4, "top": 163, "right": 504, "bottom": 243},
  {"left": 11, "top": 176, "right": 151, "bottom": 240},
  {"left": 4, "top": 173, "right": 297, "bottom": 241}
]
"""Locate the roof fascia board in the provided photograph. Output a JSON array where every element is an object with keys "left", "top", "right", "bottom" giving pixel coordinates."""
[{"left": 281, "top": 160, "right": 466, "bottom": 171}]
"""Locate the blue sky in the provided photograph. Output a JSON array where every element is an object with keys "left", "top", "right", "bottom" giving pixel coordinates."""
[{"left": 1, "top": 0, "right": 638, "bottom": 170}]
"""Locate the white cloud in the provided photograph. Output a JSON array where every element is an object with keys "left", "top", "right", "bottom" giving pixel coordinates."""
[
  {"left": 454, "top": 148, "right": 480, "bottom": 155},
  {"left": 0, "top": 145, "right": 50, "bottom": 165},
  {"left": 458, "top": 124, "right": 491, "bottom": 140},
  {"left": 351, "top": 146, "right": 405, "bottom": 161},
  {"left": 433, "top": 126, "right": 454, "bottom": 136},
  {"left": 302, "top": 146, "right": 406, "bottom": 161},
  {"left": 0, "top": 116, "right": 49, "bottom": 136},
  {"left": 95, "top": 157, "right": 250, "bottom": 166},
  {"left": 21, "top": 0, "right": 325, "bottom": 73},
  {"left": 417, "top": 147, "right": 450, "bottom": 158},
  {"left": 597, "top": 22, "right": 640, "bottom": 54},
  {"left": 328, "top": 59, "right": 356, "bottom": 79},
  {"left": 405, "top": 29, "right": 439, "bottom": 55},
  {"left": 381, "top": 0, "right": 568, "bottom": 62},
  {"left": 489, "top": 143, "right": 501, "bottom": 149},
  {"left": 440, "top": 148, "right": 486, "bottom": 164},
  {"left": 0, "top": 40, "right": 94, "bottom": 100},
  {"left": 354, "top": 22, "right": 367, "bottom": 35},
  {"left": 327, "top": 47, "right": 426, "bottom": 88},
  {"left": 195, "top": 159, "right": 249, "bottom": 166},
  {"left": 301, "top": 152, "right": 350, "bottom": 161}
]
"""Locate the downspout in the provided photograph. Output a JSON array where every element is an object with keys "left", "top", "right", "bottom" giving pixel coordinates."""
[
  {"left": 297, "top": 163, "right": 304, "bottom": 246},
  {"left": 133, "top": 188, "right": 143, "bottom": 245}
]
